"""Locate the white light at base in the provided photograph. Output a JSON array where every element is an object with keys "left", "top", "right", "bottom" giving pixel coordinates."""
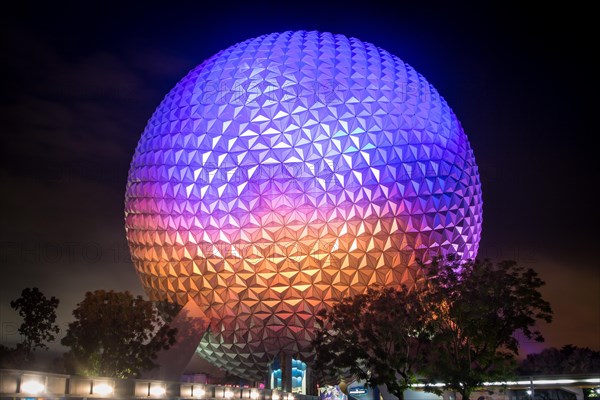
[
  {"left": 412, "top": 383, "right": 445, "bottom": 388},
  {"left": 21, "top": 380, "right": 45, "bottom": 395},
  {"left": 193, "top": 387, "right": 206, "bottom": 397},
  {"left": 272, "top": 393, "right": 280, "bottom": 400},
  {"left": 93, "top": 383, "right": 114, "bottom": 396},
  {"left": 225, "top": 390, "right": 234, "bottom": 399},
  {"left": 250, "top": 391, "right": 259, "bottom": 399},
  {"left": 150, "top": 385, "right": 166, "bottom": 396}
]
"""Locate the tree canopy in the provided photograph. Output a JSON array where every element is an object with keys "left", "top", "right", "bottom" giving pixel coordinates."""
[
  {"left": 519, "top": 345, "right": 600, "bottom": 374},
  {"left": 10, "top": 287, "right": 60, "bottom": 355},
  {"left": 313, "top": 286, "right": 433, "bottom": 400},
  {"left": 0, "top": 287, "right": 61, "bottom": 368},
  {"left": 312, "top": 256, "right": 553, "bottom": 400},
  {"left": 421, "top": 256, "right": 553, "bottom": 399},
  {"left": 61, "top": 290, "right": 177, "bottom": 378}
]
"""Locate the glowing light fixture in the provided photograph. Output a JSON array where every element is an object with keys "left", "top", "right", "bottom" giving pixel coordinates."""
[
  {"left": 21, "top": 380, "right": 45, "bottom": 395},
  {"left": 412, "top": 383, "right": 446, "bottom": 388},
  {"left": 272, "top": 393, "right": 280, "bottom": 400},
  {"left": 193, "top": 387, "right": 206, "bottom": 397},
  {"left": 224, "top": 390, "right": 234, "bottom": 399},
  {"left": 438, "top": 378, "right": 600, "bottom": 388},
  {"left": 149, "top": 385, "right": 166, "bottom": 397},
  {"left": 92, "top": 382, "right": 114, "bottom": 396}
]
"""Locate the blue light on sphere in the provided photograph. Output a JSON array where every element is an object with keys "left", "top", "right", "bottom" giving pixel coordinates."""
[{"left": 125, "top": 30, "right": 483, "bottom": 379}]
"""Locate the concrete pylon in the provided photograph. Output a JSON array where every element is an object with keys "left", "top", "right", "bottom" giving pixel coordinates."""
[
  {"left": 280, "top": 353, "right": 293, "bottom": 392},
  {"left": 304, "top": 367, "right": 317, "bottom": 395},
  {"left": 141, "top": 300, "right": 210, "bottom": 381}
]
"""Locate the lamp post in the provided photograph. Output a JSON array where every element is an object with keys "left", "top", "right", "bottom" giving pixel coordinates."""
[{"left": 527, "top": 377, "right": 534, "bottom": 400}]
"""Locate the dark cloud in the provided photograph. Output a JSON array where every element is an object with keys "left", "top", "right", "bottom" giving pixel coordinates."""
[{"left": 0, "top": 23, "right": 194, "bottom": 350}]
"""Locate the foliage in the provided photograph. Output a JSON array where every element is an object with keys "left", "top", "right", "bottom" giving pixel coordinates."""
[
  {"left": 313, "top": 286, "right": 433, "bottom": 400},
  {"left": 10, "top": 287, "right": 60, "bottom": 356},
  {"left": 519, "top": 345, "right": 600, "bottom": 374},
  {"left": 312, "top": 255, "right": 554, "bottom": 400},
  {"left": 0, "top": 288, "right": 59, "bottom": 368},
  {"left": 61, "top": 290, "right": 177, "bottom": 378},
  {"left": 421, "top": 256, "right": 553, "bottom": 400}
]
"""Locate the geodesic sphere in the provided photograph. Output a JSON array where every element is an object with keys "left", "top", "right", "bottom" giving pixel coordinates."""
[{"left": 124, "top": 30, "right": 482, "bottom": 380}]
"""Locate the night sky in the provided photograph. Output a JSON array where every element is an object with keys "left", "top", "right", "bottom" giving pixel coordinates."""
[{"left": 1, "top": 1, "right": 598, "bottom": 358}]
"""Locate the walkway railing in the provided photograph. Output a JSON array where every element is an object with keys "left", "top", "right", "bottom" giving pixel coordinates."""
[
  {"left": 1, "top": 369, "right": 598, "bottom": 400},
  {"left": 0, "top": 369, "right": 318, "bottom": 400}
]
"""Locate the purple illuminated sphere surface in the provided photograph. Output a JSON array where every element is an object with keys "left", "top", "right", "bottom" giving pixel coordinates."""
[{"left": 125, "top": 31, "right": 482, "bottom": 379}]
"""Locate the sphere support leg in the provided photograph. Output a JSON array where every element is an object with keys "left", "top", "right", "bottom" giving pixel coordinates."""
[{"left": 141, "top": 299, "right": 210, "bottom": 380}]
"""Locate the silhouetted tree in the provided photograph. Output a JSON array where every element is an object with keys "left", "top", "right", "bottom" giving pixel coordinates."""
[
  {"left": 61, "top": 290, "right": 177, "bottom": 378},
  {"left": 1, "top": 288, "right": 59, "bottom": 368},
  {"left": 313, "top": 286, "right": 434, "bottom": 400},
  {"left": 422, "top": 256, "right": 553, "bottom": 400},
  {"left": 9, "top": 288, "right": 60, "bottom": 360},
  {"left": 519, "top": 345, "right": 600, "bottom": 374}
]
